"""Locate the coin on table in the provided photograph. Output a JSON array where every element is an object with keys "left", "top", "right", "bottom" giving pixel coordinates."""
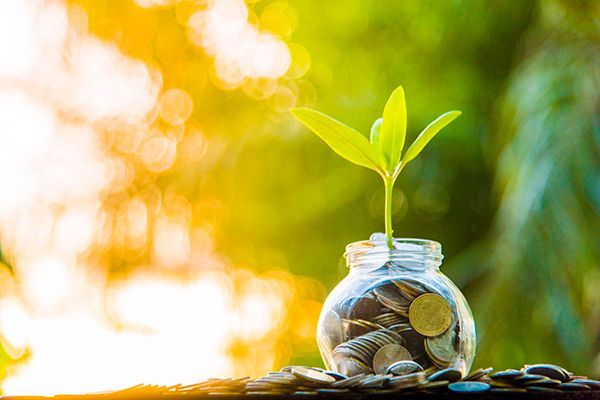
[
  {"left": 387, "top": 371, "right": 426, "bottom": 389},
  {"left": 570, "top": 379, "right": 600, "bottom": 389},
  {"left": 523, "top": 364, "right": 569, "bottom": 382},
  {"left": 427, "top": 368, "right": 462, "bottom": 383},
  {"left": 558, "top": 382, "right": 591, "bottom": 391},
  {"left": 448, "top": 381, "right": 491, "bottom": 393},
  {"left": 330, "top": 373, "right": 367, "bottom": 388},
  {"left": 409, "top": 293, "right": 453, "bottom": 337},
  {"left": 523, "top": 378, "right": 561, "bottom": 388},
  {"left": 323, "top": 370, "right": 347, "bottom": 381},
  {"left": 418, "top": 379, "right": 450, "bottom": 392},
  {"left": 372, "top": 344, "right": 412, "bottom": 374},
  {"left": 291, "top": 366, "right": 335, "bottom": 384},
  {"left": 461, "top": 367, "right": 493, "bottom": 381},
  {"left": 490, "top": 369, "right": 523, "bottom": 380}
]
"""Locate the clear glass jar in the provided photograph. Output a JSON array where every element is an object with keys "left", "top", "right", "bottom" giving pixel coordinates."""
[{"left": 317, "top": 234, "right": 476, "bottom": 377}]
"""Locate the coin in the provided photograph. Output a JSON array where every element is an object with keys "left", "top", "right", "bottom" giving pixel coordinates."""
[
  {"left": 524, "top": 364, "right": 569, "bottom": 382},
  {"left": 386, "top": 360, "right": 424, "bottom": 376},
  {"left": 100, "top": 361, "right": 598, "bottom": 396},
  {"left": 424, "top": 327, "right": 456, "bottom": 367},
  {"left": 355, "top": 374, "right": 390, "bottom": 388},
  {"left": 315, "top": 388, "right": 350, "bottom": 394},
  {"left": 419, "top": 379, "right": 450, "bottom": 391},
  {"left": 409, "top": 293, "right": 453, "bottom": 337},
  {"left": 513, "top": 374, "right": 549, "bottom": 383},
  {"left": 330, "top": 373, "right": 368, "bottom": 388},
  {"left": 571, "top": 379, "right": 600, "bottom": 389},
  {"left": 526, "top": 386, "right": 561, "bottom": 393},
  {"left": 336, "top": 357, "right": 371, "bottom": 376},
  {"left": 491, "top": 387, "right": 528, "bottom": 393},
  {"left": 427, "top": 368, "right": 462, "bottom": 382},
  {"left": 372, "top": 344, "right": 412, "bottom": 374},
  {"left": 523, "top": 378, "right": 561, "bottom": 387},
  {"left": 346, "top": 296, "right": 381, "bottom": 320},
  {"left": 392, "top": 279, "right": 428, "bottom": 301},
  {"left": 490, "top": 369, "right": 523, "bottom": 380},
  {"left": 291, "top": 367, "right": 336, "bottom": 384},
  {"left": 320, "top": 309, "right": 343, "bottom": 352},
  {"left": 387, "top": 371, "right": 426, "bottom": 389},
  {"left": 372, "top": 312, "right": 407, "bottom": 329},
  {"left": 558, "top": 382, "right": 591, "bottom": 391},
  {"left": 374, "top": 284, "right": 411, "bottom": 317},
  {"left": 448, "top": 381, "right": 491, "bottom": 393},
  {"left": 461, "top": 367, "right": 493, "bottom": 381},
  {"left": 400, "top": 328, "right": 427, "bottom": 359},
  {"left": 488, "top": 379, "right": 518, "bottom": 388},
  {"left": 323, "top": 371, "right": 347, "bottom": 381}
]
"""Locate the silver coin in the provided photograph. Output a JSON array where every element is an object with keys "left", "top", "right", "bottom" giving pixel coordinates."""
[
  {"left": 386, "top": 360, "right": 424, "bottom": 376},
  {"left": 427, "top": 368, "right": 462, "bottom": 382},
  {"left": 373, "top": 344, "right": 412, "bottom": 374},
  {"left": 448, "top": 381, "right": 491, "bottom": 393},
  {"left": 291, "top": 366, "right": 336, "bottom": 384},
  {"left": 524, "top": 364, "right": 569, "bottom": 382}
]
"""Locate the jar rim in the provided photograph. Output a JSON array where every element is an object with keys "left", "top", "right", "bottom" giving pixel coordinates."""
[
  {"left": 346, "top": 238, "right": 442, "bottom": 251},
  {"left": 344, "top": 236, "right": 443, "bottom": 268}
]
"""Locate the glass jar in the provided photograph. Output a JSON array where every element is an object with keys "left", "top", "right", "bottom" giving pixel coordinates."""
[{"left": 317, "top": 234, "right": 475, "bottom": 377}]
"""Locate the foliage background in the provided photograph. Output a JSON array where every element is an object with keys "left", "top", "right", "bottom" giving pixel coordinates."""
[{"left": 0, "top": 0, "right": 598, "bottom": 392}]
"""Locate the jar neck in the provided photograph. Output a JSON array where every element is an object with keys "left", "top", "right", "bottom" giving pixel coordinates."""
[{"left": 344, "top": 235, "right": 443, "bottom": 272}]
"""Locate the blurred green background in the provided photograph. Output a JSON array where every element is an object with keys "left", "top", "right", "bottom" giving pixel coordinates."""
[
  {"left": 0, "top": 0, "right": 598, "bottom": 390},
  {"left": 224, "top": 0, "right": 600, "bottom": 371}
]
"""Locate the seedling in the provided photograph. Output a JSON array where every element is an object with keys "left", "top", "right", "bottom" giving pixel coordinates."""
[{"left": 291, "top": 86, "right": 461, "bottom": 247}]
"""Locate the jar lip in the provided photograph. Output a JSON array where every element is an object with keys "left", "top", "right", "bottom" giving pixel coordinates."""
[
  {"left": 344, "top": 235, "right": 443, "bottom": 268},
  {"left": 344, "top": 237, "right": 442, "bottom": 256}
]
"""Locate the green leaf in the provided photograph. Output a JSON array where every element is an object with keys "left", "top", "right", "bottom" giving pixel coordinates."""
[
  {"left": 291, "top": 108, "right": 383, "bottom": 173},
  {"left": 402, "top": 110, "right": 462, "bottom": 164},
  {"left": 380, "top": 86, "right": 407, "bottom": 171},
  {"left": 370, "top": 117, "right": 382, "bottom": 145}
]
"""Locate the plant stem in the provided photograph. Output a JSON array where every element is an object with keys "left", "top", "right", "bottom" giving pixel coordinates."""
[{"left": 384, "top": 176, "right": 394, "bottom": 248}]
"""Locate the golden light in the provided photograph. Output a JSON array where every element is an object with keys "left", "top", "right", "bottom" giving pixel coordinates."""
[
  {"left": 187, "top": 0, "right": 291, "bottom": 87},
  {"left": 0, "top": 0, "right": 322, "bottom": 395}
]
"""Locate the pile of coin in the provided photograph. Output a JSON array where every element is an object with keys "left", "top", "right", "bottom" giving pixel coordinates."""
[
  {"left": 319, "top": 272, "right": 462, "bottom": 376},
  {"left": 98, "top": 364, "right": 599, "bottom": 397}
]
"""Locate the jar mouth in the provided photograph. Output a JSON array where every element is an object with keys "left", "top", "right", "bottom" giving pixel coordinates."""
[{"left": 344, "top": 235, "right": 443, "bottom": 269}]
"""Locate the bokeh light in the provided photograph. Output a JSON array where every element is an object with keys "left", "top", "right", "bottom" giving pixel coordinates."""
[{"left": 0, "top": 0, "right": 321, "bottom": 394}]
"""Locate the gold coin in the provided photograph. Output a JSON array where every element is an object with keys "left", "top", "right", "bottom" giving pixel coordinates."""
[{"left": 408, "top": 293, "right": 452, "bottom": 337}]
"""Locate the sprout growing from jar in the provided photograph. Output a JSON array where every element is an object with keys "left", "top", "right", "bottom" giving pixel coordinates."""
[{"left": 291, "top": 86, "right": 461, "bottom": 247}]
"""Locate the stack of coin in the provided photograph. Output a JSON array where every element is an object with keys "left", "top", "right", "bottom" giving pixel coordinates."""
[
  {"left": 322, "top": 276, "right": 461, "bottom": 376},
  {"left": 332, "top": 328, "right": 404, "bottom": 375}
]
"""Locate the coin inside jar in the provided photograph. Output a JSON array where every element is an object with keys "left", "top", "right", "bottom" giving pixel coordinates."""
[
  {"left": 372, "top": 343, "right": 412, "bottom": 374},
  {"left": 320, "top": 309, "right": 343, "bottom": 352},
  {"left": 408, "top": 293, "right": 453, "bottom": 337},
  {"left": 386, "top": 360, "right": 424, "bottom": 375},
  {"left": 425, "top": 327, "right": 457, "bottom": 367}
]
